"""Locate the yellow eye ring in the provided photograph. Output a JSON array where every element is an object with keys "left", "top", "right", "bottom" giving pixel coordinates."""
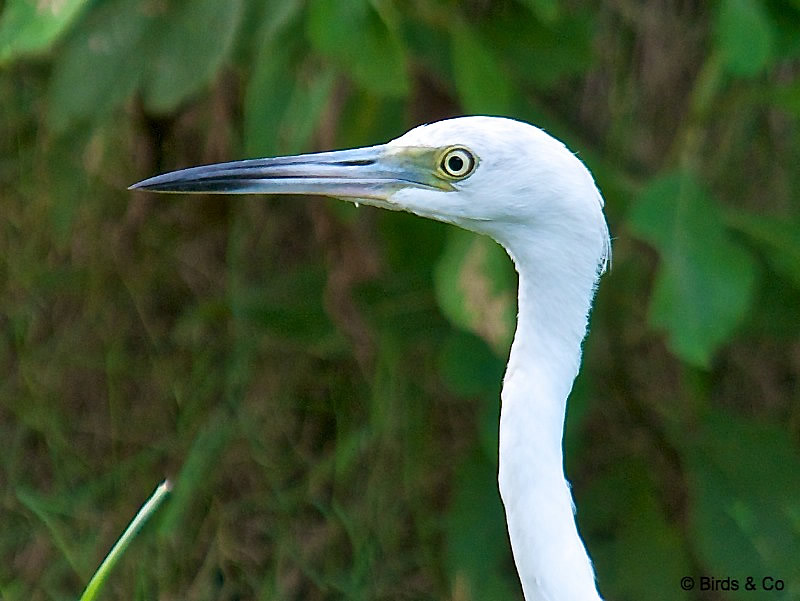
[{"left": 440, "top": 147, "right": 476, "bottom": 179}]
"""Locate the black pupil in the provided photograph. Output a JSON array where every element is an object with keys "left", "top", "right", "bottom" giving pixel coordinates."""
[{"left": 447, "top": 154, "right": 464, "bottom": 173}]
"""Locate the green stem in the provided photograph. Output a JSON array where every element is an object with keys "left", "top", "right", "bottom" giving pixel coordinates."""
[{"left": 79, "top": 480, "right": 171, "bottom": 601}]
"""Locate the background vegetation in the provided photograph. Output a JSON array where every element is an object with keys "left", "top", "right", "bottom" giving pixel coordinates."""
[{"left": 2, "top": 0, "right": 799, "bottom": 599}]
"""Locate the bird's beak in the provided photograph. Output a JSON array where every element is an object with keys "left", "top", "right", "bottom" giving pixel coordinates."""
[{"left": 129, "top": 144, "right": 452, "bottom": 206}]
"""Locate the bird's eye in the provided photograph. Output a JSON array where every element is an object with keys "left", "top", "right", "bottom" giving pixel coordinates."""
[{"left": 440, "top": 147, "right": 476, "bottom": 179}]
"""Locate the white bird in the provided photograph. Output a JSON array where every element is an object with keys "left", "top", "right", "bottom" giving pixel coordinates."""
[{"left": 131, "top": 116, "right": 611, "bottom": 601}]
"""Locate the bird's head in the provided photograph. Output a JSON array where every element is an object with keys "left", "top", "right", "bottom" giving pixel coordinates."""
[{"left": 131, "top": 116, "right": 610, "bottom": 271}]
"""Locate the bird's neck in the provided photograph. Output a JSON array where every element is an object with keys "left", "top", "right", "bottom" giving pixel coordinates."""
[{"left": 497, "top": 229, "right": 604, "bottom": 601}]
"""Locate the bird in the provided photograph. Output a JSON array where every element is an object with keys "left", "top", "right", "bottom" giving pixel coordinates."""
[{"left": 131, "top": 116, "right": 611, "bottom": 601}]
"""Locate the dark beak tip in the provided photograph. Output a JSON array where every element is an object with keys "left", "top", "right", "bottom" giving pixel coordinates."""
[{"left": 128, "top": 178, "right": 153, "bottom": 191}]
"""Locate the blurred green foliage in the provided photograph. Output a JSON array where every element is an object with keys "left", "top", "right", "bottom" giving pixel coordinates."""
[{"left": 1, "top": 0, "right": 800, "bottom": 600}]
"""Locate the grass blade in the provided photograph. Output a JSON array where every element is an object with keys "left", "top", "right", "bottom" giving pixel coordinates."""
[{"left": 79, "top": 480, "right": 171, "bottom": 601}]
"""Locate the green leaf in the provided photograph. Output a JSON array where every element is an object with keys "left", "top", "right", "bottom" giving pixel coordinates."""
[
  {"left": 725, "top": 212, "right": 800, "bottom": 289},
  {"left": 378, "top": 208, "right": 447, "bottom": 274},
  {"left": 684, "top": 411, "right": 800, "bottom": 599},
  {"left": 628, "top": 171, "right": 756, "bottom": 367},
  {"left": 245, "top": 31, "right": 334, "bottom": 158},
  {"left": 433, "top": 229, "right": 516, "bottom": 355},
  {"left": 404, "top": 19, "right": 450, "bottom": 82},
  {"left": 306, "top": 0, "right": 408, "bottom": 97},
  {"left": 0, "top": 0, "right": 90, "bottom": 64},
  {"left": 439, "top": 330, "right": 505, "bottom": 461},
  {"left": 279, "top": 67, "right": 336, "bottom": 154},
  {"left": 142, "top": 0, "right": 243, "bottom": 113},
  {"left": 48, "top": 0, "right": 241, "bottom": 127},
  {"left": 244, "top": 0, "right": 303, "bottom": 156},
  {"left": 716, "top": 0, "right": 776, "bottom": 77},
  {"left": 47, "top": 0, "right": 149, "bottom": 131},
  {"left": 244, "top": 41, "right": 295, "bottom": 158},
  {"left": 772, "top": 5, "right": 800, "bottom": 60},
  {"left": 519, "top": 0, "right": 560, "bottom": 24},
  {"left": 445, "top": 450, "right": 518, "bottom": 601},
  {"left": 438, "top": 330, "right": 504, "bottom": 399},
  {"left": 450, "top": 21, "right": 513, "bottom": 114},
  {"left": 483, "top": 11, "right": 592, "bottom": 91}
]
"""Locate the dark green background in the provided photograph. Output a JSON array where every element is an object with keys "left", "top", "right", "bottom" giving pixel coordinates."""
[{"left": 1, "top": 0, "right": 799, "bottom": 600}]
